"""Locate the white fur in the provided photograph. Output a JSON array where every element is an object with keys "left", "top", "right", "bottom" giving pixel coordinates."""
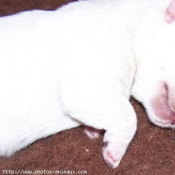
[
  {"left": 0, "top": 0, "right": 174, "bottom": 169},
  {"left": 0, "top": 0, "right": 136, "bottom": 169},
  {"left": 131, "top": 0, "right": 175, "bottom": 128}
]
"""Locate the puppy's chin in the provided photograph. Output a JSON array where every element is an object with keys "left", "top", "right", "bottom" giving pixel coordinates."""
[
  {"left": 146, "top": 109, "right": 175, "bottom": 129},
  {"left": 148, "top": 104, "right": 175, "bottom": 129},
  {"left": 144, "top": 81, "right": 175, "bottom": 129}
]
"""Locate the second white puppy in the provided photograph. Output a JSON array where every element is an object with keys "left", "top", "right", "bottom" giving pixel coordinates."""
[{"left": 132, "top": 0, "right": 175, "bottom": 129}]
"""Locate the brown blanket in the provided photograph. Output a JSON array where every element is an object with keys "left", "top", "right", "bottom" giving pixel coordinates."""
[{"left": 0, "top": 1, "right": 175, "bottom": 174}]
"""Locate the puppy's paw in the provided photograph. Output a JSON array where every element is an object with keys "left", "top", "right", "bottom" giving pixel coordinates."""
[
  {"left": 83, "top": 126, "right": 102, "bottom": 139},
  {"left": 102, "top": 141, "right": 126, "bottom": 169}
]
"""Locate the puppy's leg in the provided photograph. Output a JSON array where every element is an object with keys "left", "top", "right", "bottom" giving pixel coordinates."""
[
  {"left": 83, "top": 126, "right": 102, "bottom": 139},
  {"left": 66, "top": 94, "right": 137, "bottom": 168},
  {"left": 101, "top": 97, "right": 137, "bottom": 168}
]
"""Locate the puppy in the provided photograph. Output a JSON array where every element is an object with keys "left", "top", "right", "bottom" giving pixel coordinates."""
[
  {"left": 0, "top": 0, "right": 174, "bottom": 169},
  {"left": 0, "top": 0, "right": 136, "bottom": 169},
  {"left": 131, "top": 0, "right": 175, "bottom": 129}
]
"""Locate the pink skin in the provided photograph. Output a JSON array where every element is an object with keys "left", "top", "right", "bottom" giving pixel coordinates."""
[
  {"left": 165, "top": 0, "right": 175, "bottom": 23},
  {"left": 83, "top": 126, "right": 102, "bottom": 139},
  {"left": 151, "top": 82, "right": 175, "bottom": 125},
  {"left": 167, "top": 86, "right": 175, "bottom": 113},
  {"left": 102, "top": 141, "right": 125, "bottom": 168}
]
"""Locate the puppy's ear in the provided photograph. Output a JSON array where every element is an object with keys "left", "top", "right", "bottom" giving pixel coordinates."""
[{"left": 165, "top": 0, "right": 175, "bottom": 23}]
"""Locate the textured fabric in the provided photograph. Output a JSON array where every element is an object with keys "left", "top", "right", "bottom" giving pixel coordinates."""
[{"left": 0, "top": 1, "right": 175, "bottom": 174}]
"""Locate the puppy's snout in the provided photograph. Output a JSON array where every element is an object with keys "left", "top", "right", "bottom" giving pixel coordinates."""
[
  {"left": 167, "top": 85, "right": 175, "bottom": 113},
  {"left": 171, "top": 112, "right": 175, "bottom": 125}
]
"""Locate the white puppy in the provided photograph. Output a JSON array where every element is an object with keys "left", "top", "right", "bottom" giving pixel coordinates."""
[
  {"left": 0, "top": 0, "right": 136, "bottom": 169},
  {"left": 132, "top": 0, "right": 175, "bottom": 129},
  {"left": 0, "top": 0, "right": 174, "bottom": 169}
]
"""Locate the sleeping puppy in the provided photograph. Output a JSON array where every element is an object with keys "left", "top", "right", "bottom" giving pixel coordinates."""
[
  {"left": 0, "top": 0, "right": 174, "bottom": 169},
  {"left": 132, "top": 0, "right": 175, "bottom": 129},
  {"left": 0, "top": 0, "right": 137, "bottom": 169}
]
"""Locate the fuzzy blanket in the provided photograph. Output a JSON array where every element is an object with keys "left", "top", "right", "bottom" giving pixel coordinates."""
[{"left": 0, "top": 0, "right": 175, "bottom": 174}]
